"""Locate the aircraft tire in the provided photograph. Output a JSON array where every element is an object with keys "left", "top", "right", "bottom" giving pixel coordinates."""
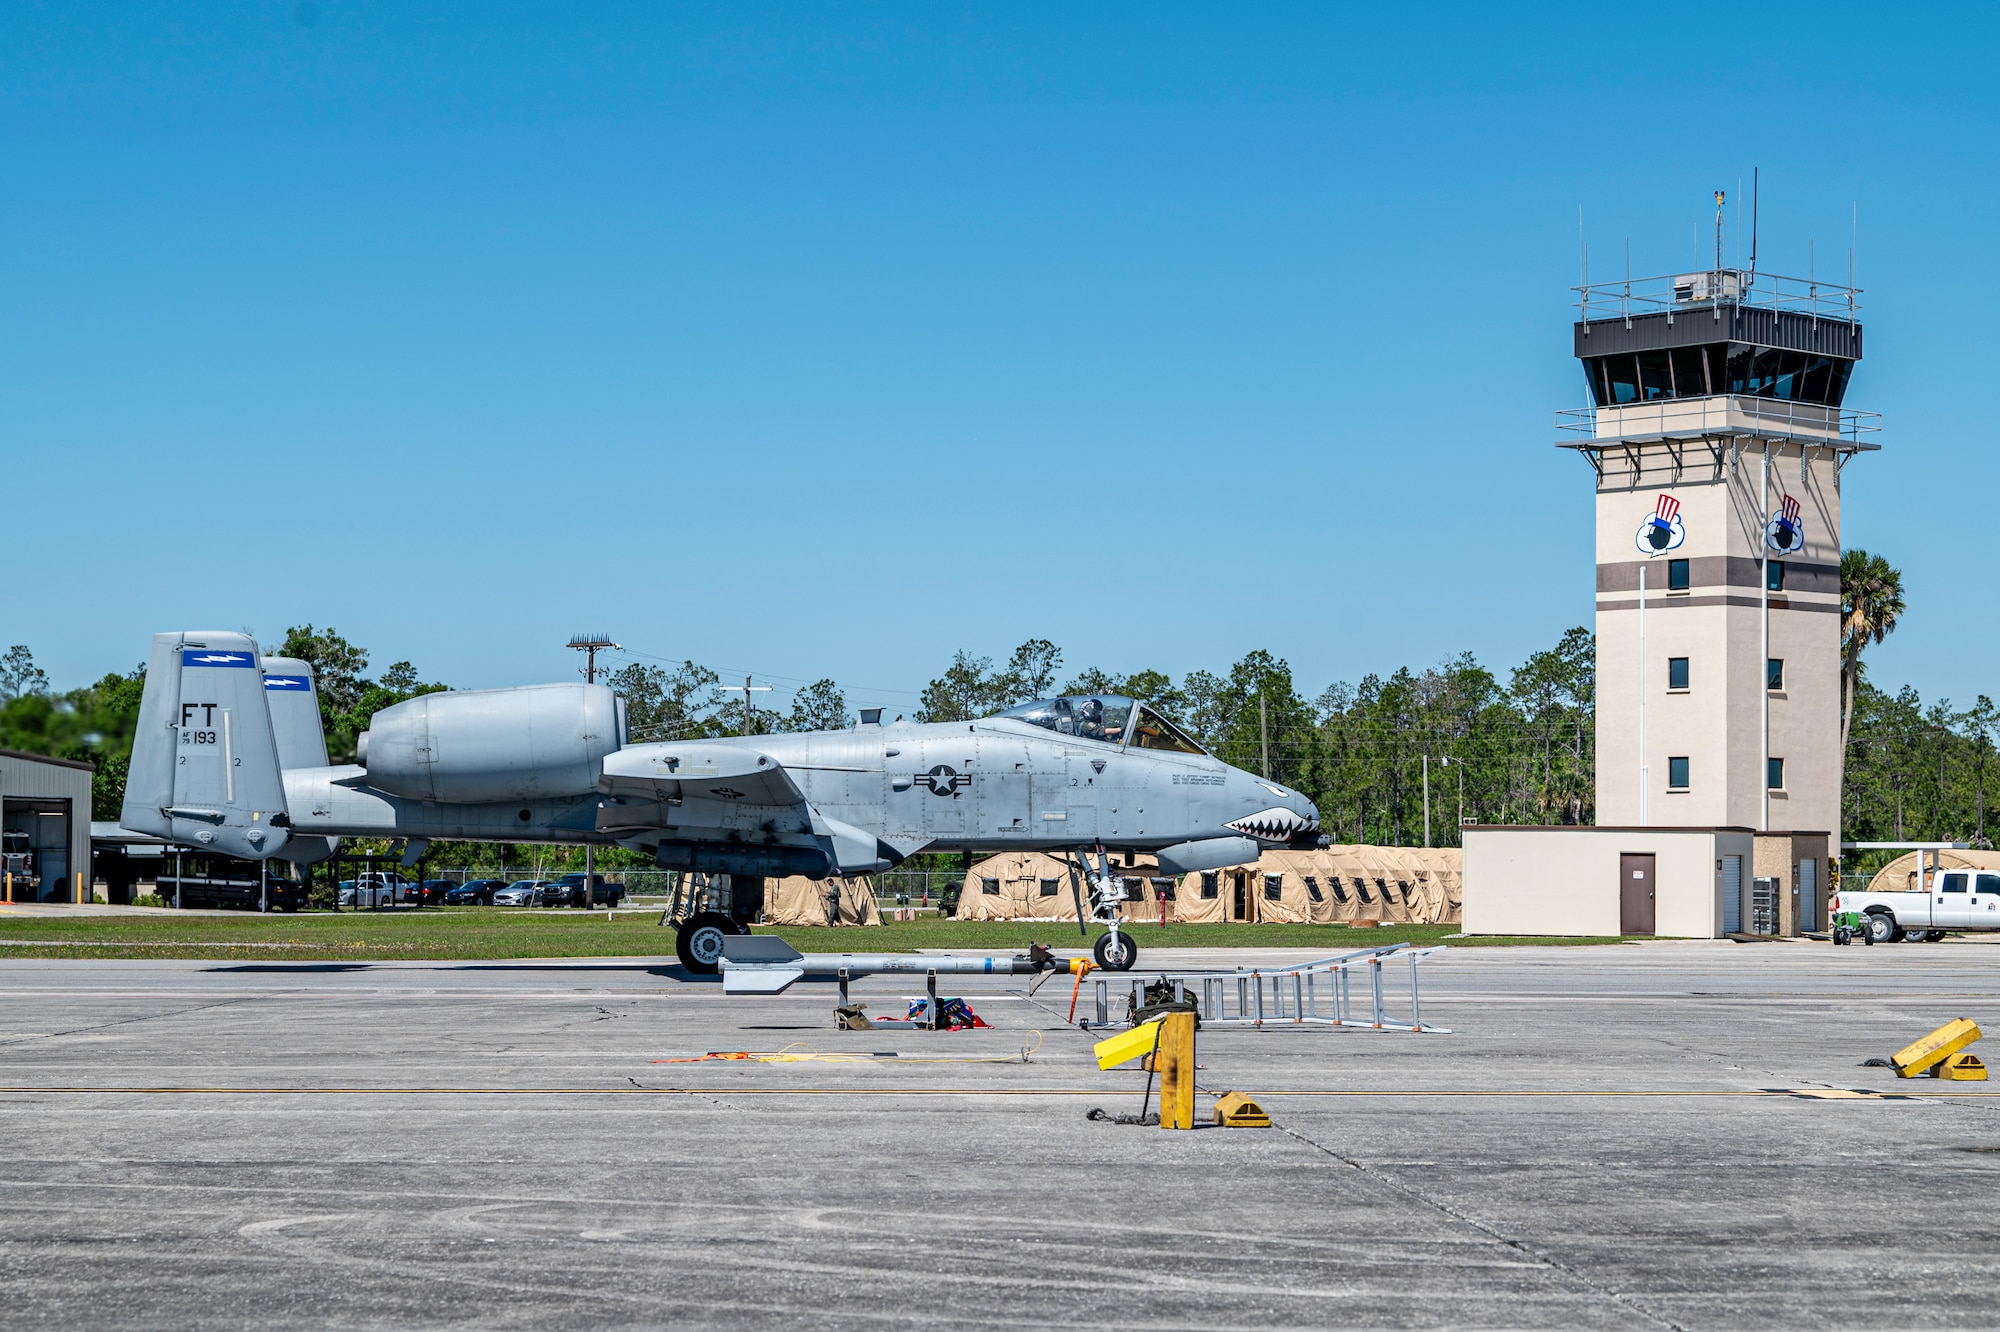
[
  {"left": 676, "top": 911, "right": 741, "bottom": 975},
  {"left": 1093, "top": 932, "right": 1138, "bottom": 972}
]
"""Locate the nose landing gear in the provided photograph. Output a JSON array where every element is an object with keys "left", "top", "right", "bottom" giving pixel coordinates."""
[{"left": 1070, "top": 848, "right": 1139, "bottom": 971}]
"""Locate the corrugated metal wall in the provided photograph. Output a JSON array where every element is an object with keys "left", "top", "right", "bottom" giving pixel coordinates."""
[{"left": 1, "top": 750, "right": 95, "bottom": 904}]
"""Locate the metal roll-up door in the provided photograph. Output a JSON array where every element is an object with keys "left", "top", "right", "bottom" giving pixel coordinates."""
[{"left": 1723, "top": 854, "right": 1743, "bottom": 934}]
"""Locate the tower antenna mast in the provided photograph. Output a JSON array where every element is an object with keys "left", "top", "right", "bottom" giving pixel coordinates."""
[
  {"left": 1714, "top": 188, "right": 1726, "bottom": 276},
  {"left": 1748, "top": 167, "right": 1760, "bottom": 284}
]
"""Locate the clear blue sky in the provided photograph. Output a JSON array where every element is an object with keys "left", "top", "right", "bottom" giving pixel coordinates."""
[{"left": 5, "top": 4, "right": 1995, "bottom": 714}]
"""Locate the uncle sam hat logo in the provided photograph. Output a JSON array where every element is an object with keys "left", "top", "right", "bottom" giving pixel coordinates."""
[
  {"left": 1765, "top": 493, "right": 1804, "bottom": 554},
  {"left": 1634, "top": 493, "right": 1685, "bottom": 556}
]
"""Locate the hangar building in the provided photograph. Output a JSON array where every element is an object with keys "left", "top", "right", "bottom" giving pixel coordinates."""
[{"left": 1, "top": 748, "right": 94, "bottom": 904}]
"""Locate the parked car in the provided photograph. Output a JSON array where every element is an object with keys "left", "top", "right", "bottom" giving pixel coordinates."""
[
  {"left": 492, "top": 879, "right": 552, "bottom": 907},
  {"left": 549, "top": 873, "right": 625, "bottom": 908},
  {"left": 1832, "top": 867, "right": 2000, "bottom": 943},
  {"left": 414, "top": 878, "right": 452, "bottom": 907},
  {"left": 338, "top": 872, "right": 416, "bottom": 908},
  {"left": 444, "top": 878, "right": 507, "bottom": 906}
]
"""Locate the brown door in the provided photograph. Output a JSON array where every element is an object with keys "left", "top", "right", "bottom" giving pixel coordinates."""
[{"left": 1620, "top": 853, "right": 1656, "bottom": 935}]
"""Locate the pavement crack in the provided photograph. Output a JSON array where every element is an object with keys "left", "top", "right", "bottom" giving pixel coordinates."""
[
  {"left": 1270, "top": 1115, "right": 1684, "bottom": 1332},
  {"left": 0, "top": 997, "right": 254, "bottom": 1049},
  {"left": 625, "top": 1075, "right": 742, "bottom": 1112}
]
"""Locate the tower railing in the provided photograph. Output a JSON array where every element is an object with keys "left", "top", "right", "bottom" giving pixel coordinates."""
[
  {"left": 1574, "top": 269, "right": 1859, "bottom": 325},
  {"left": 1556, "top": 397, "right": 1882, "bottom": 447}
]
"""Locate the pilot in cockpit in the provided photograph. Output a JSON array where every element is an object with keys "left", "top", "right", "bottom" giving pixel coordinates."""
[{"left": 1078, "top": 696, "right": 1107, "bottom": 742}]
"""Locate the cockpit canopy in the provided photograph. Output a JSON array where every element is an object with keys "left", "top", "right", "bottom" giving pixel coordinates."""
[{"left": 996, "top": 695, "right": 1206, "bottom": 755}]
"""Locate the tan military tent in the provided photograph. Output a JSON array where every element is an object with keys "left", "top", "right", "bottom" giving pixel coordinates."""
[
  {"left": 1235, "top": 847, "right": 1459, "bottom": 926},
  {"left": 1864, "top": 849, "right": 2000, "bottom": 894},
  {"left": 1236, "top": 846, "right": 1462, "bottom": 926},
  {"left": 955, "top": 845, "right": 1462, "bottom": 925},
  {"left": 1174, "top": 866, "right": 1232, "bottom": 923},
  {"left": 958, "top": 852, "right": 1177, "bottom": 923},
  {"left": 762, "top": 874, "right": 883, "bottom": 926}
]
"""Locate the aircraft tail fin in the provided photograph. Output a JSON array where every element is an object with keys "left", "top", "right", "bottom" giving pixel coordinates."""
[
  {"left": 122, "top": 631, "right": 292, "bottom": 860},
  {"left": 259, "top": 656, "right": 331, "bottom": 771},
  {"left": 258, "top": 655, "right": 338, "bottom": 864}
]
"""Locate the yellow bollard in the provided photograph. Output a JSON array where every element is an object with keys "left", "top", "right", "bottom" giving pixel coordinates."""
[
  {"left": 1155, "top": 1011, "right": 1196, "bottom": 1130},
  {"left": 1892, "top": 1019, "right": 1982, "bottom": 1079}
]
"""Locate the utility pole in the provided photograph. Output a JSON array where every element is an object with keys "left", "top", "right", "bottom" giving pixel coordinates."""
[
  {"left": 1258, "top": 690, "right": 1270, "bottom": 779},
  {"left": 568, "top": 633, "right": 619, "bottom": 908},
  {"left": 718, "top": 676, "right": 772, "bottom": 737},
  {"left": 1422, "top": 754, "right": 1431, "bottom": 848}
]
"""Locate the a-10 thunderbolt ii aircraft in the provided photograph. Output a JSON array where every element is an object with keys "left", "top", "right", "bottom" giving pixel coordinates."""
[{"left": 122, "top": 631, "right": 1323, "bottom": 972}]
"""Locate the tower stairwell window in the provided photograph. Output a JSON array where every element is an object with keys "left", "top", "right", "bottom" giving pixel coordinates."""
[{"left": 1668, "top": 757, "right": 1690, "bottom": 790}]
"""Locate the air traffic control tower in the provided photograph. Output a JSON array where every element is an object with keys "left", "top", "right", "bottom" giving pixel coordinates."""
[{"left": 1561, "top": 224, "right": 1877, "bottom": 843}]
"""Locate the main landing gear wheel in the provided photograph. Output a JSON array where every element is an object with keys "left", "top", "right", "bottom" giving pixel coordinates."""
[
  {"left": 1865, "top": 912, "right": 1898, "bottom": 946},
  {"left": 676, "top": 911, "right": 742, "bottom": 975},
  {"left": 1093, "top": 932, "right": 1138, "bottom": 972}
]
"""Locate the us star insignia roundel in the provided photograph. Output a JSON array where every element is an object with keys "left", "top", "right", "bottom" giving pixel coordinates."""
[
  {"left": 1634, "top": 493, "right": 1685, "bottom": 555},
  {"left": 918, "top": 765, "right": 973, "bottom": 798}
]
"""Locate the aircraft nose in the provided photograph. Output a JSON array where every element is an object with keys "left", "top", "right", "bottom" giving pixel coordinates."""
[{"left": 1222, "top": 771, "right": 1322, "bottom": 843}]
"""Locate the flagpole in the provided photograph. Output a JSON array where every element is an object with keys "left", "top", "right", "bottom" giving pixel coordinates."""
[
  {"left": 1638, "top": 561, "right": 1647, "bottom": 828},
  {"left": 1761, "top": 447, "right": 1770, "bottom": 834}
]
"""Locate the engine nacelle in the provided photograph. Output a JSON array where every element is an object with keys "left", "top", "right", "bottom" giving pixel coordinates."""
[
  {"left": 358, "top": 684, "right": 623, "bottom": 804},
  {"left": 1155, "top": 835, "right": 1261, "bottom": 876}
]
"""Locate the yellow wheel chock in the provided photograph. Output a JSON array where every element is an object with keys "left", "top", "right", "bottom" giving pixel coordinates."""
[
  {"left": 1213, "top": 1091, "right": 1271, "bottom": 1128},
  {"left": 1937, "top": 1051, "right": 1987, "bottom": 1081},
  {"left": 1892, "top": 1019, "right": 1983, "bottom": 1079}
]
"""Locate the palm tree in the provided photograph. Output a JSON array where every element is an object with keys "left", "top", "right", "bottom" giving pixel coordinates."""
[{"left": 1840, "top": 548, "right": 1907, "bottom": 763}]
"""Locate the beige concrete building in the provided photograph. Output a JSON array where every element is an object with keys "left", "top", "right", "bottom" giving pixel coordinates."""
[
  {"left": 1463, "top": 825, "right": 1755, "bottom": 938},
  {"left": 1462, "top": 262, "right": 1877, "bottom": 937},
  {"left": 1553, "top": 266, "right": 1877, "bottom": 933},
  {"left": 1586, "top": 401, "right": 1849, "bottom": 837}
]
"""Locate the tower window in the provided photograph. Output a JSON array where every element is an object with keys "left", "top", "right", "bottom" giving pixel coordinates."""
[
  {"left": 1667, "top": 657, "right": 1690, "bottom": 691},
  {"left": 1667, "top": 558, "right": 1689, "bottom": 591},
  {"left": 1637, "top": 350, "right": 1674, "bottom": 401},
  {"left": 1668, "top": 757, "right": 1690, "bottom": 790},
  {"left": 1670, "top": 346, "right": 1710, "bottom": 397},
  {"left": 1768, "top": 658, "right": 1784, "bottom": 690},
  {"left": 1767, "top": 758, "right": 1785, "bottom": 790},
  {"left": 1767, "top": 561, "right": 1786, "bottom": 592}
]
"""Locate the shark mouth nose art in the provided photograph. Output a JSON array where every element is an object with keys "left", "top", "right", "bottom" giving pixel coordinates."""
[{"left": 1227, "top": 807, "right": 1318, "bottom": 842}]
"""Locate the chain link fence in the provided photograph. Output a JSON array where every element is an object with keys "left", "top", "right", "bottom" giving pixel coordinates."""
[{"left": 418, "top": 866, "right": 966, "bottom": 912}]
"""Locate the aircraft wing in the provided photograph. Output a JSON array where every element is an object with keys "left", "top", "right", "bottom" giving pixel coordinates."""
[
  {"left": 595, "top": 744, "right": 891, "bottom": 874},
  {"left": 597, "top": 745, "right": 808, "bottom": 811}
]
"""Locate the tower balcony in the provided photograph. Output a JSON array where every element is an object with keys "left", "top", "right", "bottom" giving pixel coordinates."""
[{"left": 1556, "top": 395, "right": 1880, "bottom": 484}]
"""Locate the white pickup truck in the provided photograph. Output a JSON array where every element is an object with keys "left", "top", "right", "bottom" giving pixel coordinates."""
[{"left": 1832, "top": 867, "right": 2000, "bottom": 944}]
